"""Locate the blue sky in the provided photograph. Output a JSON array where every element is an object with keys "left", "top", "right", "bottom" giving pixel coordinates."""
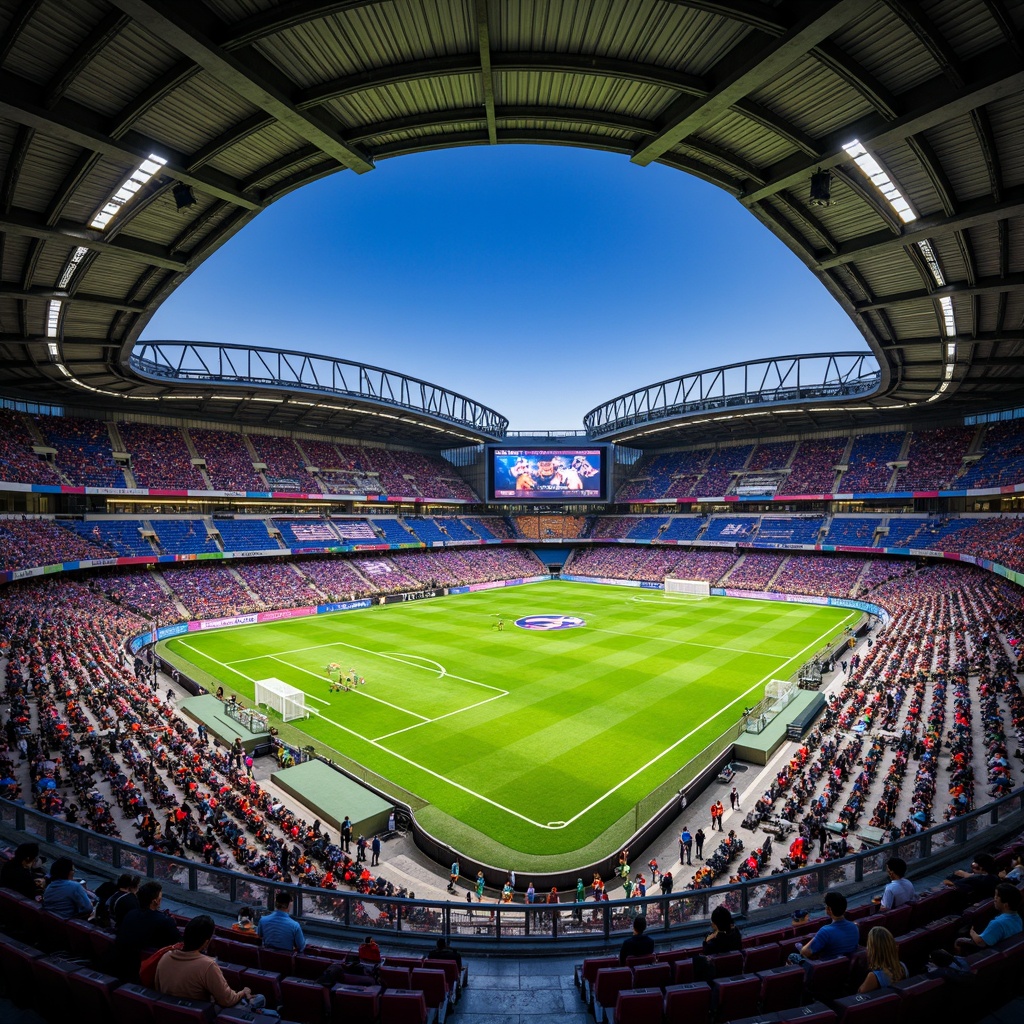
[{"left": 143, "top": 145, "right": 865, "bottom": 432}]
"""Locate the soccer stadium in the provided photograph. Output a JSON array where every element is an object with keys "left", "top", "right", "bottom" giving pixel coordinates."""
[{"left": 1, "top": 1, "right": 1024, "bottom": 1022}]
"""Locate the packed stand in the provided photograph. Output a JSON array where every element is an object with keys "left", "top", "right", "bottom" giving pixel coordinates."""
[
  {"left": 772, "top": 555, "right": 864, "bottom": 598},
  {"left": 188, "top": 428, "right": 264, "bottom": 492},
  {"left": 215, "top": 519, "right": 280, "bottom": 552},
  {"left": 895, "top": 426, "right": 976, "bottom": 491},
  {"left": 153, "top": 519, "right": 220, "bottom": 556},
  {"left": 34, "top": 414, "right": 126, "bottom": 488},
  {"left": 514, "top": 515, "right": 589, "bottom": 539},
  {"left": 782, "top": 437, "right": 846, "bottom": 494},
  {"left": 839, "top": 431, "right": 905, "bottom": 492},
  {"left": 0, "top": 518, "right": 113, "bottom": 572},
  {"left": 247, "top": 432, "right": 316, "bottom": 491},
  {"left": 0, "top": 410, "right": 62, "bottom": 484},
  {"left": 159, "top": 564, "right": 255, "bottom": 619},
  {"left": 724, "top": 553, "right": 786, "bottom": 590},
  {"left": 235, "top": 561, "right": 325, "bottom": 609},
  {"left": 87, "top": 569, "right": 180, "bottom": 620},
  {"left": 117, "top": 422, "right": 207, "bottom": 490},
  {"left": 63, "top": 519, "right": 155, "bottom": 558},
  {"left": 754, "top": 517, "right": 825, "bottom": 546},
  {"left": 960, "top": 419, "right": 1024, "bottom": 489}
]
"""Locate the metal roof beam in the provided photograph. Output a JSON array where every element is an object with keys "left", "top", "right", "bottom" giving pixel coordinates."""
[
  {"left": 0, "top": 208, "right": 188, "bottom": 273},
  {"left": 0, "top": 285, "right": 145, "bottom": 313},
  {"left": 815, "top": 190, "right": 1024, "bottom": 271},
  {"left": 474, "top": 0, "right": 497, "bottom": 146},
  {"left": 741, "top": 46, "right": 1024, "bottom": 206},
  {"left": 108, "top": 0, "right": 374, "bottom": 175},
  {"left": 855, "top": 274, "right": 1024, "bottom": 311},
  {"left": 0, "top": 69, "right": 260, "bottom": 211},
  {"left": 631, "top": 0, "right": 877, "bottom": 167}
]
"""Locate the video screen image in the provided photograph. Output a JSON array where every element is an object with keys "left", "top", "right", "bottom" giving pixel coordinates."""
[{"left": 491, "top": 448, "right": 604, "bottom": 500}]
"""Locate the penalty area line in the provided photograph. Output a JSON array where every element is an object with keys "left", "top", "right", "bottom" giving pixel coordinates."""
[{"left": 305, "top": 706, "right": 556, "bottom": 830}]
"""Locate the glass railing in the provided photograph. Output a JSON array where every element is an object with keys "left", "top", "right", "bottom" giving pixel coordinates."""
[{"left": 3, "top": 788, "right": 1021, "bottom": 947}]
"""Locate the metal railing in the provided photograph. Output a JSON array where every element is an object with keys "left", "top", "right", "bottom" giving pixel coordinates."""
[
  {"left": 3, "top": 788, "right": 1019, "bottom": 950},
  {"left": 130, "top": 341, "right": 509, "bottom": 438},
  {"left": 584, "top": 353, "right": 881, "bottom": 438}
]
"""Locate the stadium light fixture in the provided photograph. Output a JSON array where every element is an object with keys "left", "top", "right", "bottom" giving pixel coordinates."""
[
  {"left": 90, "top": 154, "right": 167, "bottom": 230},
  {"left": 808, "top": 168, "right": 833, "bottom": 207},
  {"left": 46, "top": 300, "right": 61, "bottom": 338},
  {"left": 172, "top": 182, "right": 197, "bottom": 211},
  {"left": 842, "top": 140, "right": 915, "bottom": 223}
]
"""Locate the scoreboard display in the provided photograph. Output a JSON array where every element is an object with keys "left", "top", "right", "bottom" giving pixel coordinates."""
[{"left": 487, "top": 446, "right": 608, "bottom": 503}]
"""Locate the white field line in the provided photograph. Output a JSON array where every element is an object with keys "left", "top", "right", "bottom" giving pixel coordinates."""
[
  {"left": 179, "top": 607, "right": 854, "bottom": 832},
  {"left": 372, "top": 691, "right": 508, "bottom": 742},
  {"left": 556, "top": 610, "right": 857, "bottom": 828},
  {"left": 380, "top": 653, "right": 446, "bottom": 677},
  {"left": 177, "top": 640, "right": 256, "bottom": 683},
  {"left": 305, "top": 706, "right": 545, "bottom": 830},
  {"left": 263, "top": 658, "right": 330, "bottom": 703},
  {"left": 232, "top": 640, "right": 505, "bottom": 694}
]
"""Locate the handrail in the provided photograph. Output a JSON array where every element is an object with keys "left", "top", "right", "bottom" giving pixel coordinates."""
[
  {"left": 130, "top": 341, "right": 509, "bottom": 439},
  {"left": 584, "top": 352, "right": 881, "bottom": 438},
  {"left": 3, "top": 787, "right": 1020, "bottom": 950}
]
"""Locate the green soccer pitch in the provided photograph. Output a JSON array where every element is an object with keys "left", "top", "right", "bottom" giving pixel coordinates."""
[{"left": 161, "top": 581, "right": 855, "bottom": 869}]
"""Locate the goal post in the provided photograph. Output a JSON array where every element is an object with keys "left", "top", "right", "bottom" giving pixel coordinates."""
[
  {"left": 255, "top": 677, "right": 309, "bottom": 721},
  {"left": 664, "top": 577, "right": 711, "bottom": 597}
]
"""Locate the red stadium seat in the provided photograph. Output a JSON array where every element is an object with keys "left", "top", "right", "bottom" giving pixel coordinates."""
[
  {"left": 712, "top": 974, "right": 761, "bottom": 1022},
  {"left": 832, "top": 990, "right": 901, "bottom": 1024},
  {"left": 594, "top": 967, "right": 634, "bottom": 1023},
  {"left": 279, "top": 976, "right": 331, "bottom": 1021},
  {"left": 664, "top": 981, "right": 712, "bottom": 1024},
  {"left": 379, "top": 989, "right": 427, "bottom": 1024},
  {"left": 757, "top": 965, "right": 806, "bottom": 1013},
  {"left": 330, "top": 983, "right": 382, "bottom": 1023},
  {"left": 614, "top": 987, "right": 665, "bottom": 1024}
]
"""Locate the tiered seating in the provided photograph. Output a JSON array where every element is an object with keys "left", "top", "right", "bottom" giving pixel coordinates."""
[
  {"left": 160, "top": 563, "right": 253, "bottom": 618},
  {"left": 64, "top": 519, "right": 154, "bottom": 557},
  {"left": 514, "top": 515, "right": 588, "bottom": 538},
  {"left": 374, "top": 518, "right": 420, "bottom": 545},
  {"left": 153, "top": 519, "right": 219, "bottom": 555},
  {"left": 235, "top": 561, "right": 324, "bottom": 608},
  {"left": 725, "top": 552, "right": 785, "bottom": 589},
  {"left": 840, "top": 432, "right": 905, "bottom": 492},
  {"left": 117, "top": 422, "right": 206, "bottom": 490},
  {"left": 189, "top": 428, "right": 263, "bottom": 491},
  {"left": 896, "top": 427, "right": 975, "bottom": 491},
  {"left": 703, "top": 516, "right": 758, "bottom": 542},
  {"left": 274, "top": 518, "right": 342, "bottom": 548},
  {"left": 431, "top": 517, "right": 478, "bottom": 542},
  {"left": 404, "top": 517, "right": 448, "bottom": 544},
  {"left": 960, "top": 420, "right": 1024, "bottom": 489},
  {"left": 0, "top": 410, "right": 62, "bottom": 484},
  {"left": 215, "top": 519, "right": 279, "bottom": 551},
  {"left": 700, "top": 444, "right": 754, "bottom": 495},
  {"left": 294, "top": 557, "right": 370, "bottom": 600},
  {"left": 35, "top": 414, "right": 125, "bottom": 487},
  {"left": 351, "top": 554, "right": 425, "bottom": 593},
  {"left": 878, "top": 518, "right": 930, "bottom": 548},
  {"left": 772, "top": 556, "right": 864, "bottom": 598},
  {"left": 785, "top": 438, "right": 846, "bottom": 494},
  {"left": 87, "top": 570, "right": 178, "bottom": 619},
  {"left": 755, "top": 517, "right": 825, "bottom": 546},
  {"left": 463, "top": 517, "right": 513, "bottom": 540},
  {"left": 626, "top": 517, "right": 670, "bottom": 540},
  {"left": 0, "top": 518, "right": 112, "bottom": 570},
  {"left": 661, "top": 518, "right": 704, "bottom": 542},
  {"left": 330, "top": 518, "right": 381, "bottom": 542},
  {"left": 748, "top": 440, "right": 796, "bottom": 471},
  {"left": 826, "top": 518, "right": 882, "bottom": 546},
  {"left": 248, "top": 432, "right": 316, "bottom": 491}
]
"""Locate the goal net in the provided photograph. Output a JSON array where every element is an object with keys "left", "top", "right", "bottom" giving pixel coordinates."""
[
  {"left": 254, "top": 677, "right": 308, "bottom": 721},
  {"left": 664, "top": 577, "right": 711, "bottom": 598}
]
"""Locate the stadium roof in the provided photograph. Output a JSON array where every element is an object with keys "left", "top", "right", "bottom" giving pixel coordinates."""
[{"left": 0, "top": 0, "right": 1021, "bottom": 449}]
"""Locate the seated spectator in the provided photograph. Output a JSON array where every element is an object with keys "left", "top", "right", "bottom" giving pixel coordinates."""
[
  {"left": 0, "top": 842, "right": 46, "bottom": 898},
  {"left": 788, "top": 891, "right": 858, "bottom": 963},
  {"left": 858, "top": 927, "right": 906, "bottom": 992},
  {"left": 232, "top": 905, "right": 257, "bottom": 935},
  {"left": 999, "top": 852, "right": 1024, "bottom": 883},
  {"left": 113, "top": 881, "right": 180, "bottom": 981},
  {"left": 619, "top": 914, "right": 654, "bottom": 964},
  {"left": 701, "top": 905, "right": 742, "bottom": 955},
  {"left": 432, "top": 936, "right": 463, "bottom": 971},
  {"left": 257, "top": 891, "right": 305, "bottom": 952},
  {"left": 943, "top": 852, "right": 1000, "bottom": 898},
  {"left": 154, "top": 914, "right": 255, "bottom": 1009},
  {"left": 357, "top": 936, "right": 381, "bottom": 963},
  {"left": 876, "top": 856, "right": 915, "bottom": 910},
  {"left": 95, "top": 873, "right": 140, "bottom": 930},
  {"left": 956, "top": 883, "right": 1023, "bottom": 953},
  {"left": 41, "top": 856, "right": 96, "bottom": 920}
]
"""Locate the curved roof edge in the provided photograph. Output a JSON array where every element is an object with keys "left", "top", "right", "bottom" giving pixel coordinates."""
[{"left": 585, "top": 352, "right": 884, "bottom": 445}]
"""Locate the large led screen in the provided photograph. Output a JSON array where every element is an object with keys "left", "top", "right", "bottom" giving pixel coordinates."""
[{"left": 489, "top": 448, "right": 606, "bottom": 501}]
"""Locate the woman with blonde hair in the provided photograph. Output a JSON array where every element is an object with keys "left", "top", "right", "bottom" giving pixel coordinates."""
[{"left": 858, "top": 926, "right": 907, "bottom": 992}]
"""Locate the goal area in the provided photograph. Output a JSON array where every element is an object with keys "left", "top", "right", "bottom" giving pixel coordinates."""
[
  {"left": 255, "top": 677, "right": 308, "bottom": 721},
  {"left": 664, "top": 577, "right": 711, "bottom": 598}
]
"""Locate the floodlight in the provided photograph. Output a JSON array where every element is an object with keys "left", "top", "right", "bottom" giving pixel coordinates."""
[
  {"left": 172, "top": 182, "right": 197, "bottom": 211},
  {"left": 809, "top": 168, "right": 832, "bottom": 207}
]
